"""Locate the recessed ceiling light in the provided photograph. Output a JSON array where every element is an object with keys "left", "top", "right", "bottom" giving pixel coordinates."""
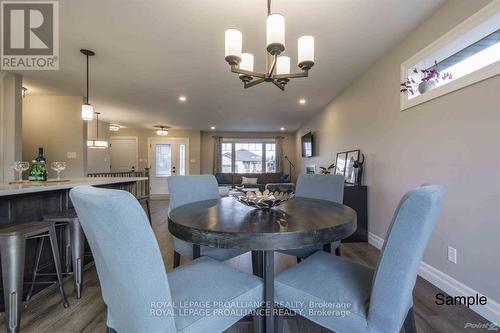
[
  {"left": 299, "top": 98, "right": 306, "bottom": 105},
  {"left": 210, "top": 126, "right": 216, "bottom": 130},
  {"left": 179, "top": 95, "right": 187, "bottom": 102},
  {"left": 280, "top": 127, "right": 285, "bottom": 131}
]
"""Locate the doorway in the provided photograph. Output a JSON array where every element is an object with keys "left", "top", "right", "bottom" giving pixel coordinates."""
[
  {"left": 148, "top": 137, "right": 189, "bottom": 196},
  {"left": 109, "top": 137, "right": 138, "bottom": 172}
]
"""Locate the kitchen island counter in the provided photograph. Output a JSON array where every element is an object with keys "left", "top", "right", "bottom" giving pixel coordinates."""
[
  {"left": 0, "top": 176, "right": 149, "bottom": 311},
  {"left": 0, "top": 177, "right": 147, "bottom": 197}
]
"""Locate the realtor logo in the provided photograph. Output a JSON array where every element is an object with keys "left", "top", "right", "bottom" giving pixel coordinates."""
[{"left": 1, "top": 0, "right": 59, "bottom": 70}]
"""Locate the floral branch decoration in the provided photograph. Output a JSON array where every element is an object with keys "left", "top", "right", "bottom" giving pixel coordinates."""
[{"left": 401, "top": 61, "right": 453, "bottom": 95}]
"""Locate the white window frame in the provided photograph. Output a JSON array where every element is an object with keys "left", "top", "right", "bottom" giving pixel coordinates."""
[
  {"left": 221, "top": 138, "right": 278, "bottom": 174},
  {"left": 400, "top": 1, "right": 500, "bottom": 111}
]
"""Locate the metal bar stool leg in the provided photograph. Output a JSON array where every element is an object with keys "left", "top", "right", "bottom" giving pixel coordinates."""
[
  {"left": 0, "top": 235, "right": 26, "bottom": 333},
  {"left": 26, "top": 237, "right": 45, "bottom": 302},
  {"left": 63, "top": 224, "right": 72, "bottom": 272},
  {"left": 70, "top": 219, "right": 84, "bottom": 299},
  {"left": 145, "top": 199, "right": 152, "bottom": 226},
  {"left": 48, "top": 225, "right": 69, "bottom": 308}
]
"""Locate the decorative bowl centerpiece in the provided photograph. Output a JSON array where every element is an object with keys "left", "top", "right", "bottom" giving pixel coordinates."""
[{"left": 234, "top": 189, "right": 294, "bottom": 210}]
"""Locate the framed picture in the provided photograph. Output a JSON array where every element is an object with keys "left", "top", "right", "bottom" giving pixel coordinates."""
[
  {"left": 335, "top": 152, "right": 347, "bottom": 176},
  {"left": 345, "top": 150, "right": 360, "bottom": 183},
  {"left": 305, "top": 165, "right": 316, "bottom": 174}
]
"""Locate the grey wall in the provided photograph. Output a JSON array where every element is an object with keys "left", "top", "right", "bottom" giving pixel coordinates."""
[
  {"left": 87, "top": 118, "right": 111, "bottom": 173},
  {"left": 295, "top": 0, "right": 500, "bottom": 304},
  {"left": 23, "top": 95, "right": 87, "bottom": 178},
  {"left": 0, "top": 73, "right": 23, "bottom": 182}
]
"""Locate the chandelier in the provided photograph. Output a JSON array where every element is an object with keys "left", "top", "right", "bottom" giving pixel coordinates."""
[
  {"left": 224, "top": 0, "right": 314, "bottom": 91},
  {"left": 154, "top": 125, "right": 169, "bottom": 136}
]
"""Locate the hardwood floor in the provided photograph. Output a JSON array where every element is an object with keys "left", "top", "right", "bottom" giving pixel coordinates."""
[{"left": 0, "top": 199, "right": 492, "bottom": 332}]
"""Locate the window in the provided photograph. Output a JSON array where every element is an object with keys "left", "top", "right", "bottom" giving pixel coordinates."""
[
  {"left": 155, "top": 144, "right": 171, "bottom": 177},
  {"left": 220, "top": 139, "right": 278, "bottom": 174},
  {"left": 235, "top": 143, "right": 263, "bottom": 173},
  {"left": 266, "top": 143, "right": 276, "bottom": 172},
  {"left": 178, "top": 144, "right": 186, "bottom": 176},
  {"left": 221, "top": 143, "right": 233, "bottom": 173},
  {"left": 400, "top": 2, "right": 500, "bottom": 110}
]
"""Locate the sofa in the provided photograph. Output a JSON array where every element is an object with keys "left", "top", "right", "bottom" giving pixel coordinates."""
[{"left": 215, "top": 173, "right": 290, "bottom": 191}]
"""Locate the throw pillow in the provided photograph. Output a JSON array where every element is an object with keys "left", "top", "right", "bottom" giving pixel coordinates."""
[
  {"left": 214, "top": 173, "right": 225, "bottom": 184},
  {"left": 241, "top": 176, "right": 258, "bottom": 184},
  {"left": 278, "top": 174, "right": 290, "bottom": 183}
]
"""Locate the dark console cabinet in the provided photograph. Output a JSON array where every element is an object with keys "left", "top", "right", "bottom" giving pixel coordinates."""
[{"left": 343, "top": 185, "right": 368, "bottom": 242}]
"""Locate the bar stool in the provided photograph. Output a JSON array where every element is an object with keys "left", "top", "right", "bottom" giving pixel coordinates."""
[
  {"left": 40, "top": 209, "right": 85, "bottom": 299},
  {"left": 0, "top": 221, "right": 69, "bottom": 333}
]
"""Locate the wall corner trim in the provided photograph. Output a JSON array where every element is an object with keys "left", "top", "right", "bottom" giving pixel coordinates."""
[{"left": 368, "top": 232, "right": 500, "bottom": 324}]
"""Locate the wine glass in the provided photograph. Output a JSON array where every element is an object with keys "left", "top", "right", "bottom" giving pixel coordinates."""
[
  {"left": 51, "top": 161, "right": 67, "bottom": 180},
  {"left": 11, "top": 161, "right": 30, "bottom": 181}
]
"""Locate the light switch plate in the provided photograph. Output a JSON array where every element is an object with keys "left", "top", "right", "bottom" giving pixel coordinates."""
[
  {"left": 67, "top": 152, "right": 77, "bottom": 159},
  {"left": 447, "top": 246, "right": 457, "bottom": 264}
]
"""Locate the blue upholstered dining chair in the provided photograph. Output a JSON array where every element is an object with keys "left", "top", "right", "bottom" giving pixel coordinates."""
[
  {"left": 278, "top": 174, "right": 345, "bottom": 261},
  {"left": 70, "top": 185, "right": 263, "bottom": 333},
  {"left": 167, "top": 175, "right": 246, "bottom": 268},
  {"left": 275, "top": 184, "right": 445, "bottom": 333}
]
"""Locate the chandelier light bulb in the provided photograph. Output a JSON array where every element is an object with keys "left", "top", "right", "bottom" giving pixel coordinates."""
[
  {"left": 276, "top": 56, "right": 290, "bottom": 75},
  {"left": 266, "top": 14, "right": 285, "bottom": 54},
  {"left": 298, "top": 35, "right": 315, "bottom": 70},
  {"left": 225, "top": 29, "right": 242, "bottom": 64},
  {"left": 240, "top": 53, "right": 254, "bottom": 72}
]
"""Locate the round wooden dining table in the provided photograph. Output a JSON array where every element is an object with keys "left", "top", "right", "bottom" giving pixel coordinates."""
[{"left": 168, "top": 196, "right": 357, "bottom": 333}]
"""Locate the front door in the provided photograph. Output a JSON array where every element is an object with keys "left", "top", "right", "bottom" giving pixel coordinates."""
[{"left": 149, "top": 138, "right": 188, "bottom": 195}]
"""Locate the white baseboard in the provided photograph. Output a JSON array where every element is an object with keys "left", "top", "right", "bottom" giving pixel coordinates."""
[
  {"left": 368, "top": 232, "right": 384, "bottom": 249},
  {"left": 368, "top": 232, "right": 500, "bottom": 324}
]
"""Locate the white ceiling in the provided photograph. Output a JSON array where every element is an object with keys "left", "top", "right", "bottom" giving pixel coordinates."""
[{"left": 16, "top": 0, "right": 445, "bottom": 132}]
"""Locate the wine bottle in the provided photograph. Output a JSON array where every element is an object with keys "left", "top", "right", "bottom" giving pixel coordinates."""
[{"left": 28, "top": 147, "right": 48, "bottom": 181}]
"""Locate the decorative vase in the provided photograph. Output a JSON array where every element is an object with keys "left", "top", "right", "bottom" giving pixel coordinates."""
[{"left": 418, "top": 80, "right": 435, "bottom": 94}]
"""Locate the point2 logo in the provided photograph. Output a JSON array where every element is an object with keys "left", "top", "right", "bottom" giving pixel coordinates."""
[{"left": 1, "top": 1, "right": 59, "bottom": 70}]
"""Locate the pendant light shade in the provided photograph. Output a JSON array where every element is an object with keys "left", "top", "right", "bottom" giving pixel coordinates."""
[
  {"left": 87, "top": 140, "right": 109, "bottom": 149},
  {"left": 80, "top": 49, "right": 95, "bottom": 121},
  {"left": 298, "top": 35, "right": 315, "bottom": 70},
  {"left": 240, "top": 53, "right": 254, "bottom": 72},
  {"left": 88, "top": 112, "right": 108, "bottom": 149},
  {"left": 81, "top": 104, "right": 94, "bottom": 121},
  {"left": 266, "top": 13, "right": 285, "bottom": 54},
  {"left": 276, "top": 56, "right": 290, "bottom": 75},
  {"left": 224, "top": 29, "right": 242, "bottom": 65}
]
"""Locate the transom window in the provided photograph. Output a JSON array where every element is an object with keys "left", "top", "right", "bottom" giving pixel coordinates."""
[
  {"left": 221, "top": 139, "right": 277, "bottom": 174},
  {"left": 400, "top": 2, "right": 500, "bottom": 110}
]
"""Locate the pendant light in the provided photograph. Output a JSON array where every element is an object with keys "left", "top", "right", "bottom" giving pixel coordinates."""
[
  {"left": 81, "top": 49, "right": 95, "bottom": 121},
  {"left": 154, "top": 125, "right": 169, "bottom": 136},
  {"left": 87, "top": 112, "right": 108, "bottom": 149},
  {"left": 109, "top": 124, "right": 120, "bottom": 132},
  {"left": 224, "top": 0, "right": 315, "bottom": 90}
]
